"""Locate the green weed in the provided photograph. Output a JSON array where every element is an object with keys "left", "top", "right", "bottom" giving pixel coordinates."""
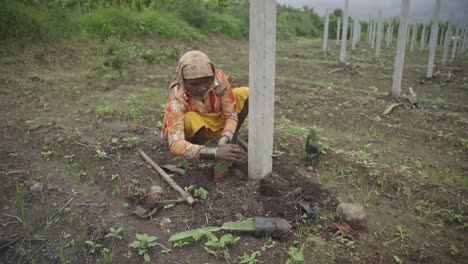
[
  {"left": 203, "top": 233, "right": 240, "bottom": 262},
  {"left": 285, "top": 245, "right": 305, "bottom": 264},
  {"left": 110, "top": 174, "right": 122, "bottom": 196},
  {"left": 14, "top": 182, "right": 27, "bottom": 223},
  {"left": 41, "top": 145, "right": 54, "bottom": 161},
  {"left": 122, "top": 134, "right": 141, "bottom": 148},
  {"left": 128, "top": 233, "right": 158, "bottom": 262},
  {"left": 239, "top": 250, "right": 261, "bottom": 264}
]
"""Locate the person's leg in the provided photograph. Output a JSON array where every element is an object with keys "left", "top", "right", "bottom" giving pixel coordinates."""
[
  {"left": 232, "top": 87, "right": 249, "bottom": 150},
  {"left": 184, "top": 111, "right": 223, "bottom": 145}
]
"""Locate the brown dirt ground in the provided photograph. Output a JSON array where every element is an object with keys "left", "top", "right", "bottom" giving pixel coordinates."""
[{"left": 1, "top": 37, "right": 467, "bottom": 264}]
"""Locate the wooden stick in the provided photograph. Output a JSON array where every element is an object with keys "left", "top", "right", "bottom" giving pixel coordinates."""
[{"left": 138, "top": 149, "right": 195, "bottom": 205}]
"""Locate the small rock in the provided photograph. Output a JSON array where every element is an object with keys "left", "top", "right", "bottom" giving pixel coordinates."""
[
  {"left": 215, "top": 219, "right": 223, "bottom": 226},
  {"left": 261, "top": 245, "right": 266, "bottom": 252},
  {"left": 235, "top": 213, "right": 243, "bottom": 220},
  {"left": 336, "top": 203, "right": 367, "bottom": 227},
  {"left": 373, "top": 116, "right": 382, "bottom": 122},
  {"left": 150, "top": 185, "right": 163, "bottom": 194},
  {"left": 241, "top": 204, "right": 249, "bottom": 211},
  {"left": 30, "top": 182, "right": 43, "bottom": 193},
  {"left": 306, "top": 166, "right": 314, "bottom": 172},
  {"left": 159, "top": 218, "right": 172, "bottom": 233}
]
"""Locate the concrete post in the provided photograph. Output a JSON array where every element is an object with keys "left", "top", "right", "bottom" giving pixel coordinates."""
[
  {"left": 420, "top": 25, "right": 426, "bottom": 51},
  {"left": 426, "top": 0, "right": 441, "bottom": 78},
  {"left": 442, "top": 25, "right": 452, "bottom": 65},
  {"left": 410, "top": 24, "right": 417, "bottom": 52},
  {"left": 392, "top": 0, "right": 411, "bottom": 98},
  {"left": 450, "top": 27, "right": 460, "bottom": 62},
  {"left": 340, "top": 0, "right": 350, "bottom": 63},
  {"left": 323, "top": 9, "right": 330, "bottom": 52},
  {"left": 375, "top": 10, "right": 383, "bottom": 57},
  {"left": 337, "top": 18, "right": 341, "bottom": 45},
  {"left": 248, "top": 0, "right": 276, "bottom": 180}
]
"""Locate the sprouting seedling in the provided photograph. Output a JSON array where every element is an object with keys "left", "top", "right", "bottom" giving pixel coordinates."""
[
  {"left": 85, "top": 240, "right": 102, "bottom": 253},
  {"left": 285, "top": 245, "right": 305, "bottom": 264},
  {"left": 128, "top": 233, "right": 158, "bottom": 262},
  {"left": 105, "top": 227, "right": 124, "bottom": 240},
  {"left": 95, "top": 148, "right": 108, "bottom": 159},
  {"left": 239, "top": 250, "right": 261, "bottom": 264}
]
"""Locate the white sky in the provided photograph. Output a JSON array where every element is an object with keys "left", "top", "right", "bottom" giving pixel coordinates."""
[{"left": 277, "top": 0, "right": 468, "bottom": 24}]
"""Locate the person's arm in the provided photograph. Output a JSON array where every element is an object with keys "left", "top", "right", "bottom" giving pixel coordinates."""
[
  {"left": 164, "top": 90, "right": 204, "bottom": 160},
  {"left": 218, "top": 70, "right": 238, "bottom": 143}
]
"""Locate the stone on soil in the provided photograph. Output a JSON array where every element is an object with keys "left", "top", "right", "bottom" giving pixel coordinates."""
[
  {"left": 336, "top": 202, "right": 367, "bottom": 227},
  {"left": 30, "top": 182, "right": 43, "bottom": 193}
]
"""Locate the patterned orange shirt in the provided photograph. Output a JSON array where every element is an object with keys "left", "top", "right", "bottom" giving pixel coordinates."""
[{"left": 162, "top": 69, "right": 238, "bottom": 160}]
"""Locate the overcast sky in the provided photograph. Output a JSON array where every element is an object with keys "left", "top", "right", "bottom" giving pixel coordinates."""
[{"left": 277, "top": 0, "right": 468, "bottom": 24}]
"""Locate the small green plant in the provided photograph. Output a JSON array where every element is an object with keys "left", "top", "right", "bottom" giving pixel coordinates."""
[
  {"left": 239, "top": 250, "right": 261, "bottom": 264},
  {"left": 105, "top": 227, "right": 124, "bottom": 240},
  {"left": 173, "top": 157, "right": 191, "bottom": 170},
  {"left": 14, "top": 182, "right": 27, "bottom": 223},
  {"left": 128, "top": 233, "right": 158, "bottom": 262},
  {"left": 85, "top": 240, "right": 102, "bottom": 253},
  {"left": 54, "top": 232, "right": 73, "bottom": 263},
  {"left": 391, "top": 225, "right": 411, "bottom": 243},
  {"left": 122, "top": 134, "right": 141, "bottom": 148},
  {"left": 100, "top": 247, "right": 113, "bottom": 263},
  {"left": 128, "top": 179, "right": 145, "bottom": 196},
  {"left": 41, "top": 145, "right": 54, "bottom": 161},
  {"left": 461, "top": 138, "right": 468, "bottom": 149},
  {"left": 203, "top": 233, "right": 240, "bottom": 262},
  {"left": 285, "top": 245, "right": 305, "bottom": 264},
  {"left": 194, "top": 187, "right": 208, "bottom": 200},
  {"left": 26, "top": 118, "right": 41, "bottom": 131},
  {"left": 95, "top": 148, "right": 108, "bottom": 159},
  {"left": 184, "top": 186, "right": 208, "bottom": 200},
  {"left": 110, "top": 174, "right": 122, "bottom": 195}
]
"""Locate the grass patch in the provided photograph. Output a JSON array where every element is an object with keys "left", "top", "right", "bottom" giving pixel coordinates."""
[{"left": 81, "top": 8, "right": 201, "bottom": 40}]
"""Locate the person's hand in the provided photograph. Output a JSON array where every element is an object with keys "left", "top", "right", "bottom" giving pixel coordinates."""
[{"left": 216, "top": 144, "right": 246, "bottom": 161}]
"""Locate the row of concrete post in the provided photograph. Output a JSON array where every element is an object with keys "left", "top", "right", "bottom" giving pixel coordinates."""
[{"left": 322, "top": 0, "right": 467, "bottom": 97}]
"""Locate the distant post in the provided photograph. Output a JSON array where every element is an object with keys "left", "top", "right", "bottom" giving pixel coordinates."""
[
  {"left": 391, "top": 0, "right": 411, "bottom": 98},
  {"left": 410, "top": 24, "right": 417, "bottom": 52},
  {"left": 368, "top": 19, "right": 372, "bottom": 43},
  {"left": 420, "top": 25, "right": 426, "bottom": 51},
  {"left": 352, "top": 21, "right": 358, "bottom": 50},
  {"left": 248, "top": 0, "right": 276, "bottom": 180},
  {"left": 340, "top": 0, "right": 350, "bottom": 63},
  {"left": 426, "top": 0, "right": 441, "bottom": 78},
  {"left": 337, "top": 18, "right": 341, "bottom": 45},
  {"left": 323, "top": 9, "right": 330, "bottom": 52},
  {"left": 442, "top": 24, "right": 452, "bottom": 65},
  {"left": 450, "top": 27, "right": 460, "bottom": 62},
  {"left": 386, "top": 23, "right": 391, "bottom": 47},
  {"left": 371, "top": 20, "right": 377, "bottom": 49},
  {"left": 375, "top": 10, "right": 383, "bottom": 57}
]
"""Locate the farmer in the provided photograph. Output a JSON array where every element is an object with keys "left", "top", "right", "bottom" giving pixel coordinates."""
[{"left": 162, "top": 50, "right": 248, "bottom": 163}]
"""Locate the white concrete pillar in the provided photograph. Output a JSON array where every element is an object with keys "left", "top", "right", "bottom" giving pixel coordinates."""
[
  {"left": 375, "top": 10, "right": 383, "bottom": 57},
  {"left": 340, "top": 0, "right": 350, "bottom": 63},
  {"left": 248, "top": 0, "right": 276, "bottom": 180},
  {"left": 390, "top": 23, "right": 394, "bottom": 45},
  {"left": 392, "top": 0, "right": 411, "bottom": 98},
  {"left": 410, "top": 24, "right": 417, "bottom": 52},
  {"left": 442, "top": 25, "right": 452, "bottom": 65},
  {"left": 337, "top": 18, "right": 341, "bottom": 45},
  {"left": 426, "top": 0, "right": 441, "bottom": 78},
  {"left": 450, "top": 27, "right": 461, "bottom": 62},
  {"left": 323, "top": 9, "right": 330, "bottom": 52},
  {"left": 420, "top": 25, "right": 426, "bottom": 51},
  {"left": 352, "top": 21, "right": 359, "bottom": 50}
]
